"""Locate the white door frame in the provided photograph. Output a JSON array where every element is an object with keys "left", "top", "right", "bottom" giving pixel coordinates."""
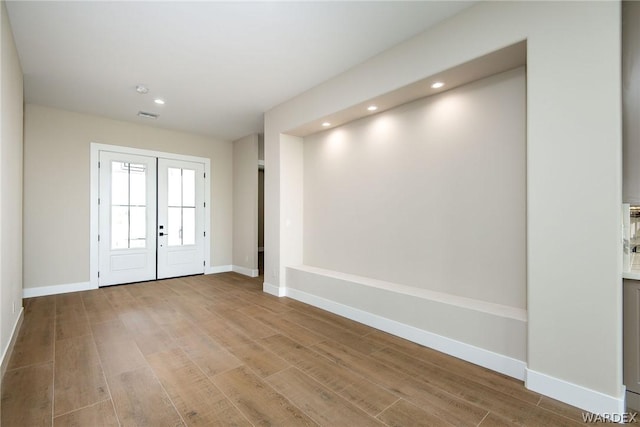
[{"left": 90, "top": 142, "right": 211, "bottom": 288}]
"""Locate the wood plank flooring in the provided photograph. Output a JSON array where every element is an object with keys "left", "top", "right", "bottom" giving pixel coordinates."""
[{"left": 1, "top": 272, "right": 590, "bottom": 426}]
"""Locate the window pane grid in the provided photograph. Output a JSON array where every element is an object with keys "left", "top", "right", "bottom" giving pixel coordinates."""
[
  {"left": 167, "top": 167, "right": 196, "bottom": 247},
  {"left": 111, "top": 162, "right": 146, "bottom": 250}
]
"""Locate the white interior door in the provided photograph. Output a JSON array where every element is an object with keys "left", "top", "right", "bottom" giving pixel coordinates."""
[
  {"left": 98, "top": 151, "right": 157, "bottom": 286},
  {"left": 157, "top": 158, "right": 205, "bottom": 279}
]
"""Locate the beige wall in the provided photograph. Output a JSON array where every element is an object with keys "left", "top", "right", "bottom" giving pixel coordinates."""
[
  {"left": 232, "top": 133, "right": 258, "bottom": 272},
  {"left": 24, "top": 104, "right": 233, "bottom": 289},
  {"left": 623, "top": 1, "right": 640, "bottom": 204},
  {"left": 265, "top": 1, "right": 622, "bottom": 412},
  {"left": 304, "top": 67, "right": 525, "bottom": 309},
  {"left": 0, "top": 0, "right": 24, "bottom": 366},
  {"left": 279, "top": 133, "right": 304, "bottom": 283}
]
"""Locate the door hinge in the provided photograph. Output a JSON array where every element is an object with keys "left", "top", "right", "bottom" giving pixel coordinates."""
[
  {"left": 203, "top": 260, "right": 206, "bottom": 266},
  {"left": 98, "top": 234, "right": 100, "bottom": 242},
  {"left": 203, "top": 231, "right": 206, "bottom": 237},
  {"left": 98, "top": 161, "right": 101, "bottom": 168},
  {"left": 98, "top": 197, "right": 100, "bottom": 205},
  {"left": 204, "top": 172, "right": 206, "bottom": 179},
  {"left": 97, "top": 271, "right": 100, "bottom": 278},
  {"left": 204, "top": 202, "right": 206, "bottom": 208}
]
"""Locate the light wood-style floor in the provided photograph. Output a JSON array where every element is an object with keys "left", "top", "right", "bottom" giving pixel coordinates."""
[{"left": 2, "top": 272, "right": 588, "bottom": 426}]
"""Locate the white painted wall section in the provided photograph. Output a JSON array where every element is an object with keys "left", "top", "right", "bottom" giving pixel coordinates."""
[
  {"left": 232, "top": 133, "right": 259, "bottom": 277},
  {"left": 24, "top": 104, "right": 233, "bottom": 290},
  {"left": 0, "top": 0, "right": 24, "bottom": 374},
  {"left": 265, "top": 1, "right": 623, "bottom": 413}
]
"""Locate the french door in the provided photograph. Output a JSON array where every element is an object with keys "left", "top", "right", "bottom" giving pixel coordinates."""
[
  {"left": 157, "top": 158, "right": 205, "bottom": 279},
  {"left": 98, "top": 150, "right": 205, "bottom": 286}
]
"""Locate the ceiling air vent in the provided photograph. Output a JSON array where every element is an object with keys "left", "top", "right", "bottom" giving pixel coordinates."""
[{"left": 137, "top": 111, "right": 158, "bottom": 119}]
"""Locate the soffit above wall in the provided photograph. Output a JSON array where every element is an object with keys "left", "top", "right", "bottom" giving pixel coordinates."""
[{"left": 286, "top": 40, "right": 526, "bottom": 137}]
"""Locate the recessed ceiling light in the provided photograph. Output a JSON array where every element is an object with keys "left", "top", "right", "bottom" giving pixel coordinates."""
[
  {"left": 154, "top": 98, "right": 165, "bottom": 105},
  {"left": 136, "top": 84, "right": 149, "bottom": 94},
  {"left": 367, "top": 105, "right": 378, "bottom": 111},
  {"left": 322, "top": 122, "right": 331, "bottom": 127},
  {"left": 431, "top": 82, "right": 445, "bottom": 89}
]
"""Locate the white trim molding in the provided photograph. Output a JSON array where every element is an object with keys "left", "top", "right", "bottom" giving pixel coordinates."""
[
  {"left": 623, "top": 271, "right": 640, "bottom": 281},
  {"left": 1, "top": 307, "right": 24, "bottom": 378},
  {"left": 23, "top": 281, "right": 96, "bottom": 298},
  {"left": 263, "top": 282, "right": 286, "bottom": 297},
  {"left": 232, "top": 265, "right": 259, "bottom": 278},
  {"left": 286, "top": 286, "right": 526, "bottom": 380},
  {"left": 205, "top": 265, "right": 233, "bottom": 275},
  {"left": 526, "top": 368, "right": 626, "bottom": 415}
]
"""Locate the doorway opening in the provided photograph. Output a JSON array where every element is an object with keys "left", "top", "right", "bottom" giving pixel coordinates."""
[
  {"left": 90, "top": 144, "right": 211, "bottom": 287},
  {"left": 258, "top": 165, "right": 264, "bottom": 276}
]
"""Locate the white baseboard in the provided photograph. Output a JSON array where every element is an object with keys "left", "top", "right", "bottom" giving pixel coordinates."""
[
  {"left": 232, "top": 265, "right": 259, "bottom": 278},
  {"left": 205, "top": 265, "right": 233, "bottom": 275},
  {"left": 23, "top": 281, "right": 96, "bottom": 298},
  {"left": 25, "top": 267, "right": 247, "bottom": 297},
  {"left": 263, "top": 282, "right": 286, "bottom": 297},
  {"left": 286, "top": 287, "right": 526, "bottom": 380},
  {"left": 1, "top": 307, "right": 23, "bottom": 378},
  {"left": 526, "top": 368, "right": 625, "bottom": 415}
]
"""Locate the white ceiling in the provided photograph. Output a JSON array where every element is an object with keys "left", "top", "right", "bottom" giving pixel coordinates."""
[{"left": 6, "top": 1, "right": 473, "bottom": 141}]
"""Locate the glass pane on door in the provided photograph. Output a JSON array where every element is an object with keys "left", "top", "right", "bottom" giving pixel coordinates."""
[
  {"left": 110, "top": 161, "right": 147, "bottom": 249},
  {"left": 129, "top": 166, "right": 146, "bottom": 206},
  {"left": 129, "top": 207, "right": 146, "bottom": 248},
  {"left": 183, "top": 207, "right": 195, "bottom": 245},
  {"left": 111, "top": 206, "right": 129, "bottom": 249},
  {"left": 165, "top": 167, "right": 197, "bottom": 247},
  {"left": 168, "top": 207, "right": 181, "bottom": 247},
  {"left": 167, "top": 167, "right": 182, "bottom": 207},
  {"left": 111, "top": 162, "right": 129, "bottom": 206},
  {"left": 183, "top": 169, "right": 195, "bottom": 207}
]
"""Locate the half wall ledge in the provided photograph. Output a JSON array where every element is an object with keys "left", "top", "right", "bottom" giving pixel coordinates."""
[{"left": 283, "top": 264, "right": 527, "bottom": 380}]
